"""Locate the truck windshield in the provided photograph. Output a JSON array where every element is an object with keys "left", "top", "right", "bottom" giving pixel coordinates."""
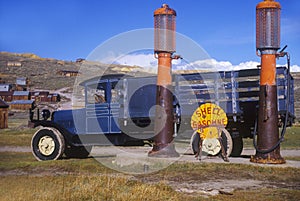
[{"left": 85, "top": 79, "right": 122, "bottom": 105}]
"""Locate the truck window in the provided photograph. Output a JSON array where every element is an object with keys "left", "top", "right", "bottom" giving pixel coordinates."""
[
  {"left": 94, "top": 89, "right": 106, "bottom": 103},
  {"left": 111, "top": 81, "right": 121, "bottom": 103},
  {"left": 86, "top": 83, "right": 106, "bottom": 104}
]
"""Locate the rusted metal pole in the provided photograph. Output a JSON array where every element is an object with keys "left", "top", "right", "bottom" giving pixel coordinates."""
[
  {"left": 149, "top": 4, "right": 179, "bottom": 157},
  {"left": 251, "top": 55, "right": 285, "bottom": 164},
  {"left": 250, "top": 0, "right": 285, "bottom": 164},
  {"left": 149, "top": 52, "right": 179, "bottom": 157}
]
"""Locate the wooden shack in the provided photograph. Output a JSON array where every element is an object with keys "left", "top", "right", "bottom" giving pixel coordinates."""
[
  {"left": 0, "top": 91, "right": 13, "bottom": 102},
  {"left": 7, "top": 61, "right": 22, "bottom": 67},
  {"left": 0, "top": 99, "right": 9, "bottom": 129},
  {"left": 16, "top": 77, "right": 29, "bottom": 91},
  {"left": 51, "top": 93, "right": 60, "bottom": 102},
  {"left": 0, "top": 84, "right": 12, "bottom": 92},
  {"left": 39, "top": 91, "right": 50, "bottom": 102},
  {"left": 57, "top": 70, "right": 80, "bottom": 77},
  {"left": 13, "top": 91, "right": 30, "bottom": 100},
  {"left": 10, "top": 100, "right": 34, "bottom": 111}
]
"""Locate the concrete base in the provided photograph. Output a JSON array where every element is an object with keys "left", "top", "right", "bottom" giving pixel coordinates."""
[{"left": 250, "top": 154, "right": 285, "bottom": 164}]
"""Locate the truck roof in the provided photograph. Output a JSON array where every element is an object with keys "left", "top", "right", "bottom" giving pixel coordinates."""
[{"left": 79, "top": 74, "right": 132, "bottom": 86}]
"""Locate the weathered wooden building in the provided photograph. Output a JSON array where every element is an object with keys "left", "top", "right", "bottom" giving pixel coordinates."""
[
  {"left": 76, "top": 58, "right": 85, "bottom": 63},
  {"left": 57, "top": 70, "right": 80, "bottom": 77},
  {"left": 30, "top": 91, "right": 49, "bottom": 102},
  {"left": 30, "top": 91, "right": 60, "bottom": 102},
  {"left": 0, "top": 78, "right": 5, "bottom": 84},
  {"left": 0, "top": 99, "right": 9, "bottom": 129},
  {"left": 7, "top": 61, "right": 22, "bottom": 67},
  {"left": 16, "top": 77, "right": 29, "bottom": 91},
  {"left": 50, "top": 93, "right": 60, "bottom": 102},
  {"left": 10, "top": 100, "right": 34, "bottom": 110},
  {"left": 13, "top": 91, "right": 30, "bottom": 100},
  {"left": 0, "top": 91, "right": 13, "bottom": 102},
  {"left": 0, "top": 84, "right": 12, "bottom": 92}
]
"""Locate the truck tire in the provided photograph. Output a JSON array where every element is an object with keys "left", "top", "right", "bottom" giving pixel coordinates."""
[
  {"left": 230, "top": 136, "right": 243, "bottom": 157},
  {"left": 31, "top": 127, "right": 65, "bottom": 161},
  {"left": 64, "top": 145, "right": 92, "bottom": 159},
  {"left": 220, "top": 128, "right": 233, "bottom": 157},
  {"left": 190, "top": 131, "right": 200, "bottom": 155}
]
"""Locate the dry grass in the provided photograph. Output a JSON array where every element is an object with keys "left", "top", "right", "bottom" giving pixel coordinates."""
[
  {"left": 0, "top": 130, "right": 34, "bottom": 146},
  {"left": 213, "top": 188, "right": 300, "bottom": 201},
  {"left": 0, "top": 174, "right": 188, "bottom": 201},
  {"left": 151, "top": 162, "right": 300, "bottom": 184},
  {"left": 0, "top": 153, "right": 188, "bottom": 200},
  {"left": 0, "top": 152, "right": 299, "bottom": 201},
  {"left": 243, "top": 126, "right": 300, "bottom": 149},
  {"left": 285, "top": 156, "right": 300, "bottom": 161},
  {"left": 0, "top": 113, "right": 36, "bottom": 146}
]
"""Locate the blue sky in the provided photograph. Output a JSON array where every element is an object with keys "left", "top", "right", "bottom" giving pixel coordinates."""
[{"left": 0, "top": 0, "right": 299, "bottom": 70}]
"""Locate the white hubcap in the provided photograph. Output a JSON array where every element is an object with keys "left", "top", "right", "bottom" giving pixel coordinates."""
[
  {"left": 202, "top": 138, "right": 221, "bottom": 155},
  {"left": 38, "top": 136, "right": 55, "bottom": 156}
]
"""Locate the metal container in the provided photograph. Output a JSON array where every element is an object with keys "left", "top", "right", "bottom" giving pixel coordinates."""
[
  {"left": 256, "top": 0, "right": 281, "bottom": 51},
  {"left": 154, "top": 4, "right": 176, "bottom": 53}
]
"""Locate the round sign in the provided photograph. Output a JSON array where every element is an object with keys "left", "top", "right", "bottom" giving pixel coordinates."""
[{"left": 191, "top": 103, "right": 228, "bottom": 134}]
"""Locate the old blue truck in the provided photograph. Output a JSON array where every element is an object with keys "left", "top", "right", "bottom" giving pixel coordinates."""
[{"left": 29, "top": 67, "right": 294, "bottom": 161}]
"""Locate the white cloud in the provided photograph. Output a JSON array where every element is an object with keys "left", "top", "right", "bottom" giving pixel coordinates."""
[
  {"left": 108, "top": 53, "right": 300, "bottom": 73},
  {"left": 291, "top": 65, "right": 300, "bottom": 72},
  {"left": 175, "top": 59, "right": 260, "bottom": 72},
  {"left": 175, "top": 59, "right": 232, "bottom": 71},
  {"left": 233, "top": 61, "right": 260, "bottom": 71},
  {"left": 114, "top": 53, "right": 157, "bottom": 68}
]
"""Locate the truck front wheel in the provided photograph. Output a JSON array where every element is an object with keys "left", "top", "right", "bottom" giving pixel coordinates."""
[{"left": 31, "top": 127, "right": 65, "bottom": 161}]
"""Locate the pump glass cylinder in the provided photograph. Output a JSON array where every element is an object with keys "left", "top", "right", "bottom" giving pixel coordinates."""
[
  {"left": 256, "top": 8, "right": 280, "bottom": 50},
  {"left": 154, "top": 14, "right": 176, "bottom": 53}
]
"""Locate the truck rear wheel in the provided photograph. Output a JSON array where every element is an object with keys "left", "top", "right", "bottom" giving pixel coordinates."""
[
  {"left": 31, "top": 127, "right": 65, "bottom": 161},
  {"left": 191, "top": 131, "right": 200, "bottom": 155},
  {"left": 230, "top": 136, "right": 243, "bottom": 157},
  {"left": 64, "top": 145, "right": 92, "bottom": 159},
  {"left": 220, "top": 128, "right": 233, "bottom": 157}
]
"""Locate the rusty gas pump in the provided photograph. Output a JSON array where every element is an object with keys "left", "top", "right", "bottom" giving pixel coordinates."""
[
  {"left": 250, "top": 0, "right": 287, "bottom": 164},
  {"left": 149, "top": 4, "right": 180, "bottom": 157}
]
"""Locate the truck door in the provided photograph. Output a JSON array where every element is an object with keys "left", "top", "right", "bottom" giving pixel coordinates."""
[
  {"left": 85, "top": 79, "right": 110, "bottom": 133},
  {"left": 109, "top": 79, "right": 121, "bottom": 133},
  {"left": 85, "top": 79, "right": 121, "bottom": 134}
]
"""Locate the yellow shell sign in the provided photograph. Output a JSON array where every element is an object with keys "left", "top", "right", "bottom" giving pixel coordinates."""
[{"left": 191, "top": 103, "right": 228, "bottom": 133}]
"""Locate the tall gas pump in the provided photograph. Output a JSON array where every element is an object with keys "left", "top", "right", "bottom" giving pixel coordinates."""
[
  {"left": 149, "top": 4, "right": 180, "bottom": 157},
  {"left": 251, "top": 0, "right": 288, "bottom": 164}
]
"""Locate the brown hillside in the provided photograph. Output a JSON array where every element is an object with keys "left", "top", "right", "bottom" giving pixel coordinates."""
[{"left": 0, "top": 52, "right": 151, "bottom": 90}]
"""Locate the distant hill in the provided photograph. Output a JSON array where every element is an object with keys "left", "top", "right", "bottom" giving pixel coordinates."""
[
  {"left": 0, "top": 52, "right": 151, "bottom": 90},
  {"left": 0, "top": 52, "right": 78, "bottom": 90}
]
